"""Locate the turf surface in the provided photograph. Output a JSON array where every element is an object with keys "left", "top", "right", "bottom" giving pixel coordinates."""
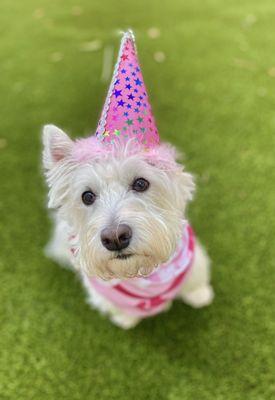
[{"left": 1, "top": 0, "right": 275, "bottom": 399}]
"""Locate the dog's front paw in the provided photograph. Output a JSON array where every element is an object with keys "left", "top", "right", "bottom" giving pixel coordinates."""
[
  {"left": 111, "top": 313, "right": 141, "bottom": 329},
  {"left": 181, "top": 284, "right": 214, "bottom": 308}
]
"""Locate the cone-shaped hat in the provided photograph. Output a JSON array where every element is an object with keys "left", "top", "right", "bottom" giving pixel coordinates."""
[{"left": 96, "top": 30, "right": 159, "bottom": 148}]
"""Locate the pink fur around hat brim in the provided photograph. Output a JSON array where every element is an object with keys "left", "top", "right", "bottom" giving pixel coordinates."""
[{"left": 71, "top": 135, "right": 181, "bottom": 171}]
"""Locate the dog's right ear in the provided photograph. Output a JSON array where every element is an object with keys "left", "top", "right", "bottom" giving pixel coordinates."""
[{"left": 42, "top": 124, "right": 73, "bottom": 169}]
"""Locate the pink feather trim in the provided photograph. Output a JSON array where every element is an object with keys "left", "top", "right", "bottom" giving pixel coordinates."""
[{"left": 71, "top": 136, "right": 180, "bottom": 171}]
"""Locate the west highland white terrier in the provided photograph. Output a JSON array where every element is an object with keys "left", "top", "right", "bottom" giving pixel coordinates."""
[{"left": 43, "top": 31, "right": 214, "bottom": 329}]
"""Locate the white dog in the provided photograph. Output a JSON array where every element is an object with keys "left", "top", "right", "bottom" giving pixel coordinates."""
[
  {"left": 42, "top": 31, "right": 214, "bottom": 328},
  {"left": 42, "top": 125, "right": 214, "bottom": 328}
]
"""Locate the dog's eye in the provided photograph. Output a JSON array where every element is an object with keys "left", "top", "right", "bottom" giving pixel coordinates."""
[
  {"left": 132, "top": 178, "right": 150, "bottom": 192},
  {"left": 82, "top": 191, "right": 96, "bottom": 206}
]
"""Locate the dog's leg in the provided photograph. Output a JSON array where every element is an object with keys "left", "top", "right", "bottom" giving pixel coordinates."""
[
  {"left": 82, "top": 275, "right": 141, "bottom": 329},
  {"left": 179, "top": 241, "right": 214, "bottom": 308},
  {"left": 44, "top": 215, "right": 73, "bottom": 269}
]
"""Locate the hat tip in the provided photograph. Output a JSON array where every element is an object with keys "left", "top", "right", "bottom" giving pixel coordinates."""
[{"left": 119, "top": 29, "right": 135, "bottom": 42}]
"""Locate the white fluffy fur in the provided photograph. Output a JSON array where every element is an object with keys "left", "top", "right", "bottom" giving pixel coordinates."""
[{"left": 43, "top": 125, "right": 214, "bottom": 328}]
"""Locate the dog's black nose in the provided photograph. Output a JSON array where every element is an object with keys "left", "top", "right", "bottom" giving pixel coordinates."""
[{"left": 100, "top": 224, "right": 132, "bottom": 251}]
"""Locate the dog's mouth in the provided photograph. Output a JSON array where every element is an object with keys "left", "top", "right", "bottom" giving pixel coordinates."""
[
  {"left": 102, "top": 253, "right": 157, "bottom": 280},
  {"left": 115, "top": 254, "right": 133, "bottom": 260}
]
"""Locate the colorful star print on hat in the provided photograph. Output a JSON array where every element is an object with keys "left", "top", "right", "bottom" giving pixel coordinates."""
[{"left": 96, "top": 30, "right": 159, "bottom": 148}]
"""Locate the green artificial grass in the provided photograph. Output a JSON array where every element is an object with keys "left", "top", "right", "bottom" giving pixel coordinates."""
[{"left": 1, "top": 0, "right": 275, "bottom": 398}]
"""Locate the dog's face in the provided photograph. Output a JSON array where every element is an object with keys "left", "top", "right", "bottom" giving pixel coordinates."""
[{"left": 43, "top": 125, "right": 195, "bottom": 280}]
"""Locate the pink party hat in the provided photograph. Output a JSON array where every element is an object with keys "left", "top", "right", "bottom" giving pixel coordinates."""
[{"left": 96, "top": 30, "right": 160, "bottom": 148}]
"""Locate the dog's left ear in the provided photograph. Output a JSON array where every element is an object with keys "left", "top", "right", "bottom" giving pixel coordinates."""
[
  {"left": 42, "top": 124, "right": 73, "bottom": 170},
  {"left": 172, "top": 168, "right": 196, "bottom": 211},
  {"left": 144, "top": 143, "right": 195, "bottom": 211}
]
